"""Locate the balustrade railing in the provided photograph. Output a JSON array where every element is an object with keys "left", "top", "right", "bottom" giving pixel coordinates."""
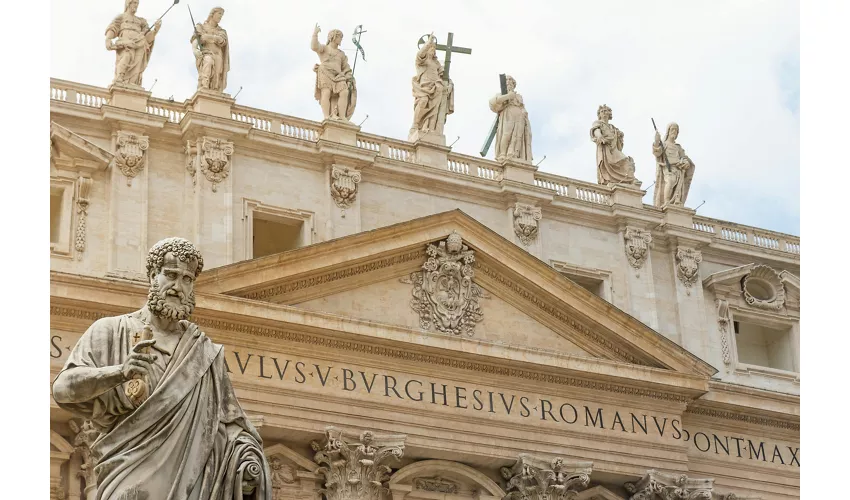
[
  {"left": 534, "top": 173, "right": 611, "bottom": 206},
  {"left": 50, "top": 79, "right": 110, "bottom": 108},
  {"left": 446, "top": 153, "right": 503, "bottom": 181},
  {"left": 147, "top": 99, "right": 185, "bottom": 123},
  {"left": 693, "top": 215, "right": 800, "bottom": 255}
]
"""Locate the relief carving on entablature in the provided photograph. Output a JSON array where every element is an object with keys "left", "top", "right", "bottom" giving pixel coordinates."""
[
  {"left": 388, "top": 459, "right": 505, "bottom": 499},
  {"left": 502, "top": 454, "right": 593, "bottom": 500},
  {"left": 624, "top": 470, "right": 713, "bottom": 500},
  {"left": 311, "top": 427, "right": 405, "bottom": 500},
  {"left": 400, "top": 231, "right": 488, "bottom": 337},
  {"left": 264, "top": 442, "right": 323, "bottom": 500},
  {"left": 115, "top": 131, "right": 149, "bottom": 185},
  {"left": 74, "top": 176, "right": 93, "bottom": 259}
]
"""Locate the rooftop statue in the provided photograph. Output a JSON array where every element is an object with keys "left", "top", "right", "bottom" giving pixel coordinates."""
[
  {"left": 652, "top": 122, "right": 696, "bottom": 207},
  {"left": 590, "top": 105, "right": 639, "bottom": 186},
  {"left": 105, "top": 0, "right": 162, "bottom": 88},
  {"left": 312, "top": 24, "right": 357, "bottom": 121},
  {"left": 52, "top": 237, "right": 272, "bottom": 499},
  {"left": 411, "top": 35, "right": 453, "bottom": 137},
  {"left": 488, "top": 75, "right": 533, "bottom": 163},
  {"left": 191, "top": 7, "right": 230, "bottom": 93}
]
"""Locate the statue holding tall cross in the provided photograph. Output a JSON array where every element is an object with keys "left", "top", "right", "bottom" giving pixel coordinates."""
[
  {"left": 410, "top": 32, "right": 471, "bottom": 142},
  {"left": 487, "top": 75, "right": 533, "bottom": 163}
]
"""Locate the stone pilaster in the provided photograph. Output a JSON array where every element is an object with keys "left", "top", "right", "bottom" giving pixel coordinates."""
[
  {"left": 671, "top": 242, "right": 706, "bottom": 352},
  {"left": 501, "top": 454, "right": 593, "bottom": 500},
  {"left": 624, "top": 470, "right": 714, "bottom": 499},
  {"left": 327, "top": 163, "right": 362, "bottom": 239},
  {"left": 185, "top": 136, "right": 235, "bottom": 269},
  {"left": 107, "top": 129, "right": 149, "bottom": 279},
  {"left": 311, "top": 427, "right": 406, "bottom": 500},
  {"left": 620, "top": 225, "right": 660, "bottom": 329}
]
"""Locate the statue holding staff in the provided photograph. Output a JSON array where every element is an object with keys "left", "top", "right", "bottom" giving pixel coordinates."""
[
  {"left": 411, "top": 35, "right": 453, "bottom": 135},
  {"left": 191, "top": 6, "right": 230, "bottom": 93},
  {"left": 652, "top": 122, "right": 696, "bottom": 206},
  {"left": 105, "top": 0, "right": 163, "bottom": 87}
]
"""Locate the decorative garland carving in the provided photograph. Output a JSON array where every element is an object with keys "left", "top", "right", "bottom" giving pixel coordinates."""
[
  {"left": 330, "top": 165, "right": 362, "bottom": 208},
  {"left": 49, "top": 303, "right": 691, "bottom": 402},
  {"left": 501, "top": 454, "right": 592, "bottom": 500},
  {"left": 311, "top": 428, "right": 405, "bottom": 500},
  {"left": 70, "top": 419, "right": 101, "bottom": 497},
  {"left": 624, "top": 470, "right": 713, "bottom": 500},
  {"left": 269, "top": 455, "right": 297, "bottom": 496},
  {"left": 200, "top": 137, "right": 234, "bottom": 192},
  {"left": 414, "top": 477, "right": 458, "bottom": 493},
  {"left": 184, "top": 140, "right": 198, "bottom": 186},
  {"left": 513, "top": 203, "right": 542, "bottom": 246},
  {"left": 675, "top": 247, "right": 702, "bottom": 292},
  {"left": 624, "top": 227, "right": 652, "bottom": 271},
  {"left": 741, "top": 265, "right": 786, "bottom": 311},
  {"left": 74, "top": 176, "right": 92, "bottom": 259},
  {"left": 716, "top": 299, "right": 732, "bottom": 365},
  {"left": 115, "top": 131, "right": 149, "bottom": 186}
]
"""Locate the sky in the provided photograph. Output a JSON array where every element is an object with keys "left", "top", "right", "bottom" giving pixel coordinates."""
[{"left": 50, "top": 0, "right": 800, "bottom": 235}]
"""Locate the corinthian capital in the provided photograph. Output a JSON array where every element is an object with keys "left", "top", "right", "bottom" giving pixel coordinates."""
[
  {"left": 501, "top": 454, "right": 592, "bottom": 500},
  {"left": 624, "top": 470, "right": 713, "bottom": 500}
]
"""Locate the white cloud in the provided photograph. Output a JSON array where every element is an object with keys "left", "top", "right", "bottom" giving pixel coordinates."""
[{"left": 51, "top": 0, "right": 799, "bottom": 233}]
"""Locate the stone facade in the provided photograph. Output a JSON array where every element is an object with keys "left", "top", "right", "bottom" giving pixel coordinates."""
[{"left": 49, "top": 78, "right": 799, "bottom": 499}]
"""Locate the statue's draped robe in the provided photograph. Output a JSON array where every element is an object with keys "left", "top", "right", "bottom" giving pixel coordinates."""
[
  {"left": 489, "top": 92, "right": 532, "bottom": 162},
  {"left": 411, "top": 53, "right": 453, "bottom": 133},
  {"left": 590, "top": 120, "right": 637, "bottom": 185},
  {"left": 106, "top": 14, "right": 155, "bottom": 86},
  {"left": 55, "top": 311, "right": 272, "bottom": 500},
  {"left": 313, "top": 43, "right": 357, "bottom": 120},
  {"left": 653, "top": 139, "right": 695, "bottom": 206},
  {"left": 193, "top": 22, "right": 230, "bottom": 93}
]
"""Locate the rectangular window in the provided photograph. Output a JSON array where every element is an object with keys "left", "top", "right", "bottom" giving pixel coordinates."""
[
  {"left": 50, "top": 188, "right": 64, "bottom": 244},
  {"left": 252, "top": 214, "right": 304, "bottom": 258},
  {"left": 735, "top": 320, "right": 794, "bottom": 372},
  {"left": 551, "top": 261, "right": 612, "bottom": 302}
]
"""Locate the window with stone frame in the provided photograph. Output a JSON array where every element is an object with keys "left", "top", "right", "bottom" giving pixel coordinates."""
[
  {"left": 50, "top": 177, "right": 75, "bottom": 256},
  {"left": 550, "top": 260, "right": 613, "bottom": 302},
  {"left": 242, "top": 199, "right": 314, "bottom": 260},
  {"left": 733, "top": 317, "right": 796, "bottom": 372}
]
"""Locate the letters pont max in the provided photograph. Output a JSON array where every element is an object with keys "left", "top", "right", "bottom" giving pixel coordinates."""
[{"left": 51, "top": 337, "right": 799, "bottom": 467}]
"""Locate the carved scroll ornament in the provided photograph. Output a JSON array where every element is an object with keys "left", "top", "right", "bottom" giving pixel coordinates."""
[
  {"left": 401, "top": 231, "right": 486, "bottom": 336},
  {"left": 200, "top": 137, "right": 234, "bottom": 192},
  {"left": 330, "top": 165, "right": 362, "bottom": 208},
  {"left": 741, "top": 265, "right": 786, "bottom": 311},
  {"left": 513, "top": 203, "right": 542, "bottom": 245},
  {"left": 675, "top": 246, "right": 702, "bottom": 291},
  {"left": 502, "top": 454, "right": 592, "bottom": 500},
  {"left": 115, "top": 132, "right": 149, "bottom": 185},
  {"left": 624, "top": 227, "right": 652, "bottom": 270},
  {"left": 625, "top": 470, "right": 713, "bottom": 500}
]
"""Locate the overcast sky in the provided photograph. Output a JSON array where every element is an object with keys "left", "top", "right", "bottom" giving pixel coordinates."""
[{"left": 50, "top": 0, "right": 800, "bottom": 235}]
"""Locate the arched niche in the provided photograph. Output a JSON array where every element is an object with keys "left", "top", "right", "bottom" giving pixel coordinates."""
[{"left": 389, "top": 459, "right": 505, "bottom": 500}]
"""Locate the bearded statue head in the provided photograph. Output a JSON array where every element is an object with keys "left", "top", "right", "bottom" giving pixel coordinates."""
[{"left": 145, "top": 237, "right": 204, "bottom": 321}]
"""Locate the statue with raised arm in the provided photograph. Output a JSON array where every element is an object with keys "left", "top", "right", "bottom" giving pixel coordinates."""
[
  {"left": 411, "top": 36, "right": 453, "bottom": 135},
  {"left": 52, "top": 237, "right": 272, "bottom": 500},
  {"left": 488, "top": 75, "right": 532, "bottom": 163},
  {"left": 653, "top": 122, "right": 695, "bottom": 206},
  {"left": 105, "top": 0, "right": 162, "bottom": 88},
  {"left": 191, "top": 7, "right": 230, "bottom": 93},
  {"left": 311, "top": 24, "right": 357, "bottom": 121},
  {"left": 590, "top": 105, "right": 639, "bottom": 186}
]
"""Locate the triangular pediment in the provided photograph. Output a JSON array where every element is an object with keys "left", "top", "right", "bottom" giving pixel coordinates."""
[
  {"left": 50, "top": 121, "right": 114, "bottom": 172},
  {"left": 199, "top": 210, "right": 715, "bottom": 381}
]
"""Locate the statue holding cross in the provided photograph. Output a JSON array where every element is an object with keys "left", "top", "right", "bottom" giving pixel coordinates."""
[{"left": 409, "top": 32, "right": 471, "bottom": 142}]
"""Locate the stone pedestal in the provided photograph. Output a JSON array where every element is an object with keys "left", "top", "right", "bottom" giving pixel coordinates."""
[
  {"left": 662, "top": 203, "right": 695, "bottom": 228},
  {"left": 320, "top": 119, "right": 360, "bottom": 147},
  {"left": 408, "top": 129, "right": 445, "bottom": 146},
  {"left": 610, "top": 183, "right": 646, "bottom": 208},
  {"left": 188, "top": 89, "right": 235, "bottom": 119},
  {"left": 108, "top": 84, "right": 151, "bottom": 113},
  {"left": 501, "top": 158, "right": 538, "bottom": 185},
  {"left": 412, "top": 139, "right": 451, "bottom": 170}
]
